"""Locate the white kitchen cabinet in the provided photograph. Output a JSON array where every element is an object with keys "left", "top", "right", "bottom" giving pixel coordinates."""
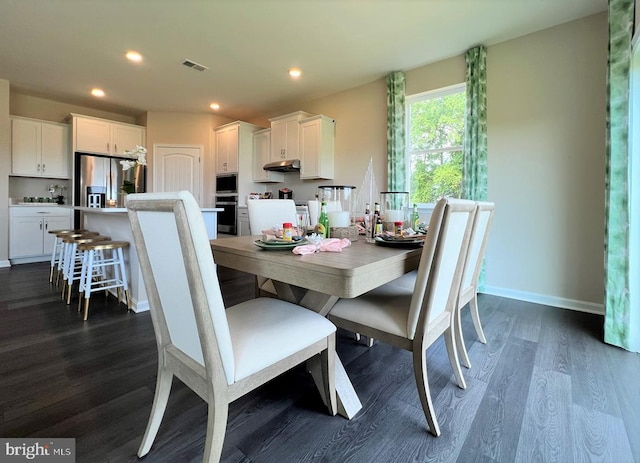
[
  {"left": 252, "top": 129, "right": 283, "bottom": 183},
  {"left": 215, "top": 123, "right": 239, "bottom": 173},
  {"left": 9, "top": 206, "right": 72, "bottom": 261},
  {"left": 71, "top": 113, "right": 145, "bottom": 156},
  {"left": 269, "top": 111, "right": 312, "bottom": 162},
  {"left": 299, "top": 115, "right": 335, "bottom": 179},
  {"left": 11, "top": 117, "right": 70, "bottom": 178},
  {"left": 215, "top": 121, "right": 262, "bottom": 175}
]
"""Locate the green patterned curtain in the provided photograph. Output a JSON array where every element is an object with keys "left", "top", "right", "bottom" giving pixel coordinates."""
[
  {"left": 463, "top": 45, "right": 488, "bottom": 201},
  {"left": 386, "top": 71, "right": 406, "bottom": 193},
  {"left": 464, "top": 45, "right": 489, "bottom": 289},
  {"left": 605, "top": 0, "right": 637, "bottom": 352}
]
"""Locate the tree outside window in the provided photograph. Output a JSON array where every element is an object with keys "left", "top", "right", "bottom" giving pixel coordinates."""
[{"left": 406, "top": 84, "right": 465, "bottom": 204}]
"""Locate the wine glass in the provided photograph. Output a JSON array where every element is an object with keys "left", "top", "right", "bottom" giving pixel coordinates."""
[{"left": 297, "top": 212, "right": 309, "bottom": 237}]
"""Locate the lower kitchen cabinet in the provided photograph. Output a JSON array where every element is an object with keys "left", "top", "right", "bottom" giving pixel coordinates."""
[
  {"left": 10, "top": 207, "right": 72, "bottom": 262},
  {"left": 238, "top": 206, "right": 251, "bottom": 236}
]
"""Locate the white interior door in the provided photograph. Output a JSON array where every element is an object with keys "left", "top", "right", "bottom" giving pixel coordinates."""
[{"left": 153, "top": 144, "right": 202, "bottom": 203}]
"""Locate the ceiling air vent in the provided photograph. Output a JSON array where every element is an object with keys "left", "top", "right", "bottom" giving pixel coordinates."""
[{"left": 181, "top": 59, "right": 209, "bottom": 72}]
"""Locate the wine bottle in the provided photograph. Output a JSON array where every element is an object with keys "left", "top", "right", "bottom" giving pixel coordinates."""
[
  {"left": 317, "top": 201, "right": 330, "bottom": 238},
  {"left": 371, "top": 202, "right": 382, "bottom": 238},
  {"left": 412, "top": 203, "right": 420, "bottom": 231}
]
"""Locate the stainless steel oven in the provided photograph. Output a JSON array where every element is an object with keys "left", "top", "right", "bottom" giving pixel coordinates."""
[{"left": 215, "top": 195, "right": 238, "bottom": 234}]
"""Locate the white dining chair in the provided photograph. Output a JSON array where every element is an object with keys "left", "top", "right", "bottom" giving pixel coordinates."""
[
  {"left": 454, "top": 201, "right": 495, "bottom": 369},
  {"left": 247, "top": 199, "right": 298, "bottom": 235},
  {"left": 247, "top": 199, "right": 298, "bottom": 297},
  {"left": 127, "top": 191, "right": 337, "bottom": 462},
  {"left": 327, "top": 197, "right": 476, "bottom": 436}
]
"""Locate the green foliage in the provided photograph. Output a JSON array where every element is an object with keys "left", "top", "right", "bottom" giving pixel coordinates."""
[{"left": 408, "top": 91, "right": 465, "bottom": 203}]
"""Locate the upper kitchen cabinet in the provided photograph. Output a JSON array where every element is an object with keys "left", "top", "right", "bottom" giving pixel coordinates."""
[
  {"left": 299, "top": 115, "right": 335, "bottom": 180},
  {"left": 71, "top": 113, "right": 145, "bottom": 156},
  {"left": 11, "top": 116, "right": 70, "bottom": 178},
  {"left": 215, "top": 121, "right": 261, "bottom": 174},
  {"left": 269, "top": 111, "right": 312, "bottom": 162},
  {"left": 252, "top": 129, "right": 283, "bottom": 183}
]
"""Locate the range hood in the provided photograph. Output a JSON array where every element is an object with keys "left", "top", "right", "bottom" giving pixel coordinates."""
[{"left": 263, "top": 159, "right": 301, "bottom": 172}]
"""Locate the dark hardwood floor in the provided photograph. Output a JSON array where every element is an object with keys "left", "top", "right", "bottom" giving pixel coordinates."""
[{"left": 1, "top": 262, "right": 638, "bottom": 463}]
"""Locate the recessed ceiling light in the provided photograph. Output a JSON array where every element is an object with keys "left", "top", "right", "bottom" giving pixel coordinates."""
[
  {"left": 210, "top": 103, "right": 220, "bottom": 110},
  {"left": 126, "top": 51, "right": 143, "bottom": 62},
  {"left": 288, "top": 68, "right": 302, "bottom": 78},
  {"left": 91, "top": 88, "right": 105, "bottom": 97}
]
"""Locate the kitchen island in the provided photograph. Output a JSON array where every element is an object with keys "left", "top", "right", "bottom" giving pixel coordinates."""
[{"left": 76, "top": 206, "right": 221, "bottom": 312}]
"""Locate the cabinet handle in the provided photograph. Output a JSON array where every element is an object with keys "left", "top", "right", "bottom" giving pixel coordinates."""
[
  {"left": 115, "top": 143, "right": 118, "bottom": 153},
  {"left": 37, "top": 163, "right": 41, "bottom": 172},
  {"left": 107, "top": 142, "right": 110, "bottom": 152},
  {"left": 40, "top": 222, "right": 43, "bottom": 230},
  {"left": 42, "top": 163, "right": 45, "bottom": 172},
  {"left": 45, "top": 221, "right": 48, "bottom": 230}
]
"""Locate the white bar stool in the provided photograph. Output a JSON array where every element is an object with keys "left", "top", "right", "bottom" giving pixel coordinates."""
[
  {"left": 61, "top": 234, "right": 109, "bottom": 304},
  {"left": 48, "top": 229, "right": 93, "bottom": 284},
  {"left": 77, "top": 240, "right": 131, "bottom": 321}
]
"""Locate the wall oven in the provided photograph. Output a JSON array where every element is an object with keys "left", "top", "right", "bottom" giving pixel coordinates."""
[
  {"left": 215, "top": 195, "right": 238, "bottom": 234},
  {"left": 215, "top": 173, "right": 238, "bottom": 234}
]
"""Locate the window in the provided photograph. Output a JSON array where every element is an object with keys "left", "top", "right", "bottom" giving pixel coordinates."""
[{"left": 406, "top": 83, "right": 465, "bottom": 204}]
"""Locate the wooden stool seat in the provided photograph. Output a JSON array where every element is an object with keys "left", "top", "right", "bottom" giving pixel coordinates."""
[{"left": 76, "top": 240, "right": 130, "bottom": 320}]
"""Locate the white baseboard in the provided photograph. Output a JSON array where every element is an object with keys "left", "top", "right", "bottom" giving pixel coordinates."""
[
  {"left": 483, "top": 285, "right": 604, "bottom": 315},
  {"left": 0, "top": 260, "right": 11, "bottom": 268}
]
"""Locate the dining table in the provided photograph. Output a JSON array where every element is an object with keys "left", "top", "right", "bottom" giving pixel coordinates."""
[{"left": 210, "top": 235, "right": 423, "bottom": 419}]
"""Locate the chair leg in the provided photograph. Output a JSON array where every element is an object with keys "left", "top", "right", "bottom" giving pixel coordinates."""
[
  {"left": 412, "top": 347, "right": 440, "bottom": 436},
  {"left": 138, "top": 367, "right": 174, "bottom": 458},
  {"left": 469, "top": 294, "right": 487, "bottom": 344},
  {"left": 202, "top": 397, "right": 229, "bottom": 463},
  {"left": 444, "top": 326, "right": 467, "bottom": 390},
  {"left": 320, "top": 335, "right": 337, "bottom": 416},
  {"left": 455, "top": 304, "right": 471, "bottom": 369}
]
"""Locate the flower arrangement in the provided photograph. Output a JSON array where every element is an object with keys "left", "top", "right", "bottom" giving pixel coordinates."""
[{"left": 120, "top": 145, "right": 147, "bottom": 194}]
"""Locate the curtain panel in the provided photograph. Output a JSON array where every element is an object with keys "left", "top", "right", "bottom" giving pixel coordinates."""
[
  {"left": 463, "top": 45, "right": 488, "bottom": 201},
  {"left": 605, "top": 0, "right": 638, "bottom": 352},
  {"left": 386, "top": 71, "right": 406, "bottom": 192}
]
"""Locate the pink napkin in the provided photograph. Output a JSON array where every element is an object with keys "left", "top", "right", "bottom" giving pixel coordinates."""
[{"left": 292, "top": 238, "right": 351, "bottom": 255}]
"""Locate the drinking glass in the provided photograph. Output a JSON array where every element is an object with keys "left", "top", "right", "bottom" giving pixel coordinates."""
[{"left": 297, "top": 212, "right": 309, "bottom": 237}]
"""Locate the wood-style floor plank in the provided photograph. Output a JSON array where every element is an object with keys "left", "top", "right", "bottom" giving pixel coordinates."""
[{"left": 1, "top": 262, "right": 638, "bottom": 463}]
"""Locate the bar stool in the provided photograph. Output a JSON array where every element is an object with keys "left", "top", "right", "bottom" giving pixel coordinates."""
[
  {"left": 48, "top": 229, "right": 93, "bottom": 284},
  {"left": 77, "top": 240, "right": 130, "bottom": 321},
  {"left": 61, "top": 234, "right": 110, "bottom": 304},
  {"left": 56, "top": 231, "right": 100, "bottom": 288}
]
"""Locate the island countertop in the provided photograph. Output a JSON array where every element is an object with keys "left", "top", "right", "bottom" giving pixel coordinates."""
[{"left": 74, "top": 206, "right": 223, "bottom": 213}]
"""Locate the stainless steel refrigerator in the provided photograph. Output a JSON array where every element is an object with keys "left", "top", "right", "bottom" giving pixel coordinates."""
[{"left": 73, "top": 153, "right": 146, "bottom": 224}]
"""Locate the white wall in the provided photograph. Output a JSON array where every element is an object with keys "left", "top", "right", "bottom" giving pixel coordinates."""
[{"left": 485, "top": 13, "right": 606, "bottom": 311}]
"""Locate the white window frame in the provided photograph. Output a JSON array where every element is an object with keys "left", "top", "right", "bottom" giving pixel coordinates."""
[{"left": 405, "top": 83, "right": 466, "bottom": 209}]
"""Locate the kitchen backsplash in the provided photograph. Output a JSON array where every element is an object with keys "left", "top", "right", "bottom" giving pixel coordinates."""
[{"left": 9, "top": 177, "right": 70, "bottom": 202}]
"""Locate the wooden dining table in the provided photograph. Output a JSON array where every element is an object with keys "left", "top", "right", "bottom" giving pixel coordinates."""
[{"left": 210, "top": 235, "right": 423, "bottom": 419}]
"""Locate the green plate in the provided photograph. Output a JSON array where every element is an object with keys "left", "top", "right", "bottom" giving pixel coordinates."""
[{"left": 254, "top": 239, "right": 308, "bottom": 250}]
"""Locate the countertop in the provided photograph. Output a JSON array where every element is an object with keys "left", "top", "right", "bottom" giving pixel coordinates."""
[{"left": 74, "top": 206, "right": 222, "bottom": 213}]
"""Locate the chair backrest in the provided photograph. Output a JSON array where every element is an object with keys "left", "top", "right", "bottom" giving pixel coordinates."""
[
  {"left": 127, "top": 191, "right": 235, "bottom": 385},
  {"left": 459, "top": 201, "right": 495, "bottom": 301},
  {"left": 406, "top": 198, "right": 476, "bottom": 339},
  {"left": 247, "top": 199, "right": 298, "bottom": 234}
]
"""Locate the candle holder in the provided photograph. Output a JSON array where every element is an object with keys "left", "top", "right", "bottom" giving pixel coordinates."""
[
  {"left": 317, "top": 185, "right": 358, "bottom": 240},
  {"left": 380, "top": 191, "right": 409, "bottom": 232}
]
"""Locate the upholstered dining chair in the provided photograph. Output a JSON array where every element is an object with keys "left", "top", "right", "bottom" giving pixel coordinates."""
[
  {"left": 127, "top": 191, "right": 336, "bottom": 462},
  {"left": 454, "top": 201, "right": 495, "bottom": 369},
  {"left": 327, "top": 197, "right": 476, "bottom": 436},
  {"left": 247, "top": 199, "right": 298, "bottom": 297}
]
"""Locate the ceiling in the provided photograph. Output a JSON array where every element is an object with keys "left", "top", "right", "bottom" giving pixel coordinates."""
[{"left": 0, "top": 0, "right": 606, "bottom": 121}]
